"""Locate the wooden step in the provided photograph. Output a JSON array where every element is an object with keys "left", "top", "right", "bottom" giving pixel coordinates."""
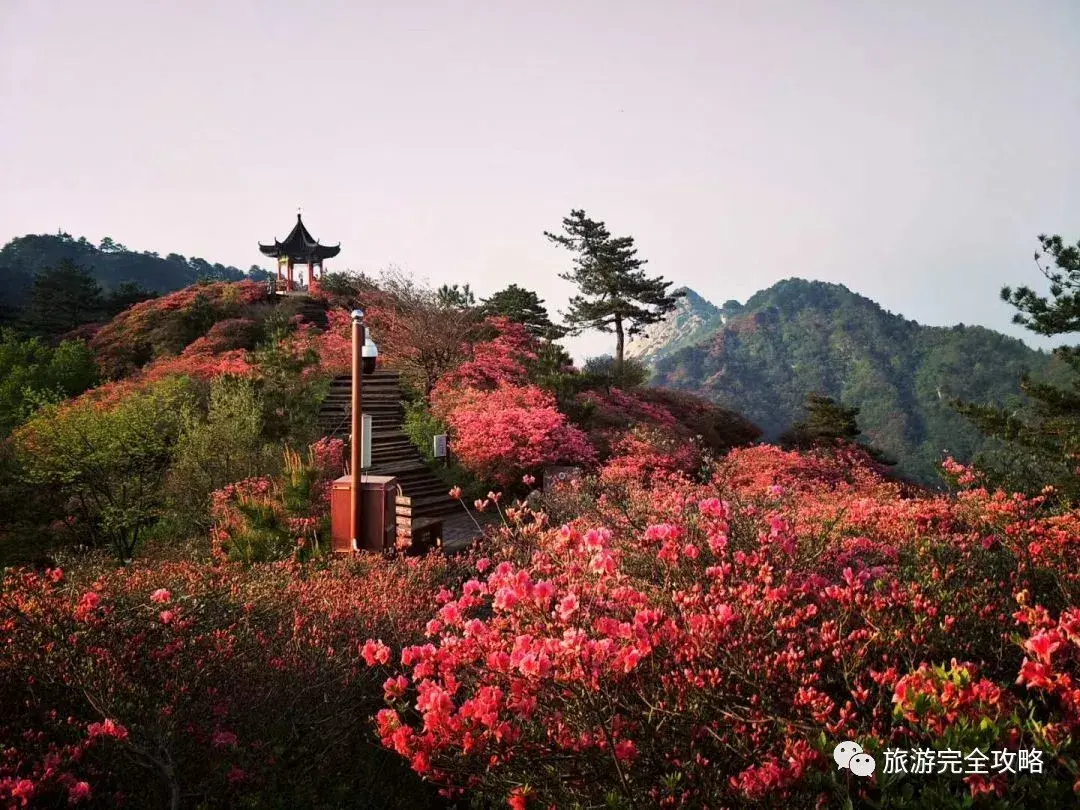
[
  {"left": 399, "top": 485, "right": 452, "bottom": 501},
  {"left": 318, "top": 371, "right": 457, "bottom": 518},
  {"left": 388, "top": 467, "right": 445, "bottom": 481},
  {"left": 396, "top": 501, "right": 456, "bottom": 518}
]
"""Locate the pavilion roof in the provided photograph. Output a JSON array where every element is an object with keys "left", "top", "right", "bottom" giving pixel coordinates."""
[{"left": 259, "top": 213, "right": 341, "bottom": 261}]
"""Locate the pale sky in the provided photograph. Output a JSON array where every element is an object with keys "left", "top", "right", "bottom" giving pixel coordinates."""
[{"left": 2, "top": 0, "right": 1077, "bottom": 361}]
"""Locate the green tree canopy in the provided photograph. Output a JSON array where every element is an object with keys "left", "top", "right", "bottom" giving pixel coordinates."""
[
  {"left": 781, "top": 393, "right": 896, "bottom": 464},
  {"left": 481, "top": 283, "right": 567, "bottom": 339},
  {"left": 104, "top": 281, "right": 157, "bottom": 317},
  {"left": 545, "top": 209, "right": 679, "bottom": 378},
  {"left": 165, "top": 375, "right": 280, "bottom": 533},
  {"left": 780, "top": 394, "right": 860, "bottom": 446},
  {"left": 13, "top": 377, "right": 191, "bottom": 560},
  {"left": 0, "top": 330, "right": 99, "bottom": 436},
  {"left": 581, "top": 354, "right": 650, "bottom": 389},
  {"left": 22, "top": 260, "right": 104, "bottom": 337}
]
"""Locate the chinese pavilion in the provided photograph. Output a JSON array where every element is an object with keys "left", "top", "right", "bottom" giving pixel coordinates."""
[{"left": 258, "top": 211, "right": 340, "bottom": 293}]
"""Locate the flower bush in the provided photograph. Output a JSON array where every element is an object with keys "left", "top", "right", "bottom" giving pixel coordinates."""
[
  {"left": 432, "top": 384, "right": 596, "bottom": 486},
  {"left": 0, "top": 554, "right": 452, "bottom": 809},
  {"left": 599, "top": 424, "right": 703, "bottom": 486},
  {"left": 312, "top": 307, "right": 354, "bottom": 375},
  {"left": 431, "top": 317, "right": 539, "bottom": 396},
  {"left": 363, "top": 448, "right": 1080, "bottom": 808}
]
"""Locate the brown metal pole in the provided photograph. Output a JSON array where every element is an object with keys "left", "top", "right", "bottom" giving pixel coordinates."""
[{"left": 350, "top": 311, "right": 365, "bottom": 550}]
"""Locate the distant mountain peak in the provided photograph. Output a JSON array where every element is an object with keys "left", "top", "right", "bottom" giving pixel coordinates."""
[{"left": 625, "top": 287, "right": 722, "bottom": 364}]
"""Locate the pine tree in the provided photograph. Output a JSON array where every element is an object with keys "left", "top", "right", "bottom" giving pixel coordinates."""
[
  {"left": 955, "top": 233, "right": 1080, "bottom": 500},
  {"left": 22, "top": 260, "right": 104, "bottom": 337},
  {"left": 781, "top": 393, "right": 896, "bottom": 464},
  {"left": 780, "top": 394, "right": 861, "bottom": 448},
  {"left": 545, "top": 210, "right": 679, "bottom": 379},
  {"left": 480, "top": 283, "right": 567, "bottom": 339},
  {"left": 104, "top": 282, "right": 156, "bottom": 317},
  {"left": 436, "top": 283, "right": 477, "bottom": 310}
]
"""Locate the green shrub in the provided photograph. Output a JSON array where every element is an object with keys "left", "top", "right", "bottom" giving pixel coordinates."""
[
  {"left": 12, "top": 377, "right": 191, "bottom": 560},
  {"left": 164, "top": 375, "right": 281, "bottom": 536},
  {"left": 403, "top": 400, "right": 446, "bottom": 462},
  {"left": 0, "top": 329, "right": 98, "bottom": 437},
  {"left": 251, "top": 318, "right": 329, "bottom": 444},
  {"left": 211, "top": 440, "right": 343, "bottom": 565},
  {"left": 581, "top": 354, "right": 650, "bottom": 388}
]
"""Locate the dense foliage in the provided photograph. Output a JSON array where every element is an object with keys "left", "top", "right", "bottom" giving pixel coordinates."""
[
  {"left": 479, "top": 283, "right": 567, "bottom": 339},
  {"left": 3, "top": 226, "right": 1080, "bottom": 810},
  {"left": 13, "top": 378, "right": 191, "bottom": 560},
  {"left": 90, "top": 280, "right": 269, "bottom": 379},
  {"left": 8, "top": 431, "right": 1080, "bottom": 808},
  {"left": 0, "top": 554, "right": 453, "bottom": 809},
  {"left": 164, "top": 376, "right": 282, "bottom": 535},
  {"left": 571, "top": 385, "right": 761, "bottom": 462},
  {"left": 433, "top": 383, "right": 596, "bottom": 486},
  {"left": 1, "top": 281, "right": 335, "bottom": 564},
  {"left": 781, "top": 393, "right": 896, "bottom": 465},
  {"left": 418, "top": 315, "right": 756, "bottom": 489},
  {"left": 0, "top": 330, "right": 98, "bottom": 437},
  {"left": 209, "top": 438, "right": 342, "bottom": 564}
]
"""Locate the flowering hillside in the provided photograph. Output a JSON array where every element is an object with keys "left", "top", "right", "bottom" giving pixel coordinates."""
[
  {"left": 364, "top": 447, "right": 1080, "bottom": 808},
  {"left": 3, "top": 445, "right": 1080, "bottom": 807},
  {"left": 90, "top": 280, "right": 269, "bottom": 378},
  {"left": 4, "top": 269, "right": 1080, "bottom": 809}
]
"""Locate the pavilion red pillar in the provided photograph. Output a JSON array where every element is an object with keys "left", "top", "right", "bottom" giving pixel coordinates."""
[{"left": 287, "top": 260, "right": 294, "bottom": 292}]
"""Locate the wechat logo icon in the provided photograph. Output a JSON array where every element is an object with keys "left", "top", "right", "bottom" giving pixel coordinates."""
[{"left": 834, "top": 740, "right": 876, "bottom": 777}]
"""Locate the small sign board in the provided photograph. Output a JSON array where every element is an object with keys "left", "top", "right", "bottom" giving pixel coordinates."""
[
  {"left": 433, "top": 433, "right": 448, "bottom": 459},
  {"left": 543, "top": 465, "right": 584, "bottom": 493},
  {"left": 361, "top": 413, "right": 372, "bottom": 469}
]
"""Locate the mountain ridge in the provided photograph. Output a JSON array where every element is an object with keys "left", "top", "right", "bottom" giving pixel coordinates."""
[
  {"left": 638, "top": 278, "right": 1063, "bottom": 483},
  {"left": 0, "top": 232, "right": 264, "bottom": 321}
]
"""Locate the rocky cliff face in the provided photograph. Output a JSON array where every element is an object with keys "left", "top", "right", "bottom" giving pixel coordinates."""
[{"left": 625, "top": 288, "right": 724, "bottom": 365}]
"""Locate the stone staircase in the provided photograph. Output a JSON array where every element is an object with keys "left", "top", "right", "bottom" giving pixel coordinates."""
[
  {"left": 293, "top": 296, "right": 329, "bottom": 329},
  {"left": 317, "top": 373, "right": 456, "bottom": 519},
  {"left": 274, "top": 292, "right": 329, "bottom": 329}
]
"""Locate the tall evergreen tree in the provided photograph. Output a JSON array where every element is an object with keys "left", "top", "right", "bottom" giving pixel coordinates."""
[
  {"left": 22, "top": 260, "right": 104, "bottom": 337},
  {"left": 781, "top": 393, "right": 896, "bottom": 464},
  {"left": 436, "top": 283, "right": 477, "bottom": 310},
  {"left": 955, "top": 233, "right": 1080, "bottom": 500},
  {"left": 780, "top": 394, "right": 862, "bottom": 448},
  {"left": 480, "top": 283, "right": 567, "bottom": 339},
  {"left": 104, "top": 282, "right": 156, "bottom": 317},
  {"left": 545, "top": 210, "right": 679, "bottom": 378}
]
